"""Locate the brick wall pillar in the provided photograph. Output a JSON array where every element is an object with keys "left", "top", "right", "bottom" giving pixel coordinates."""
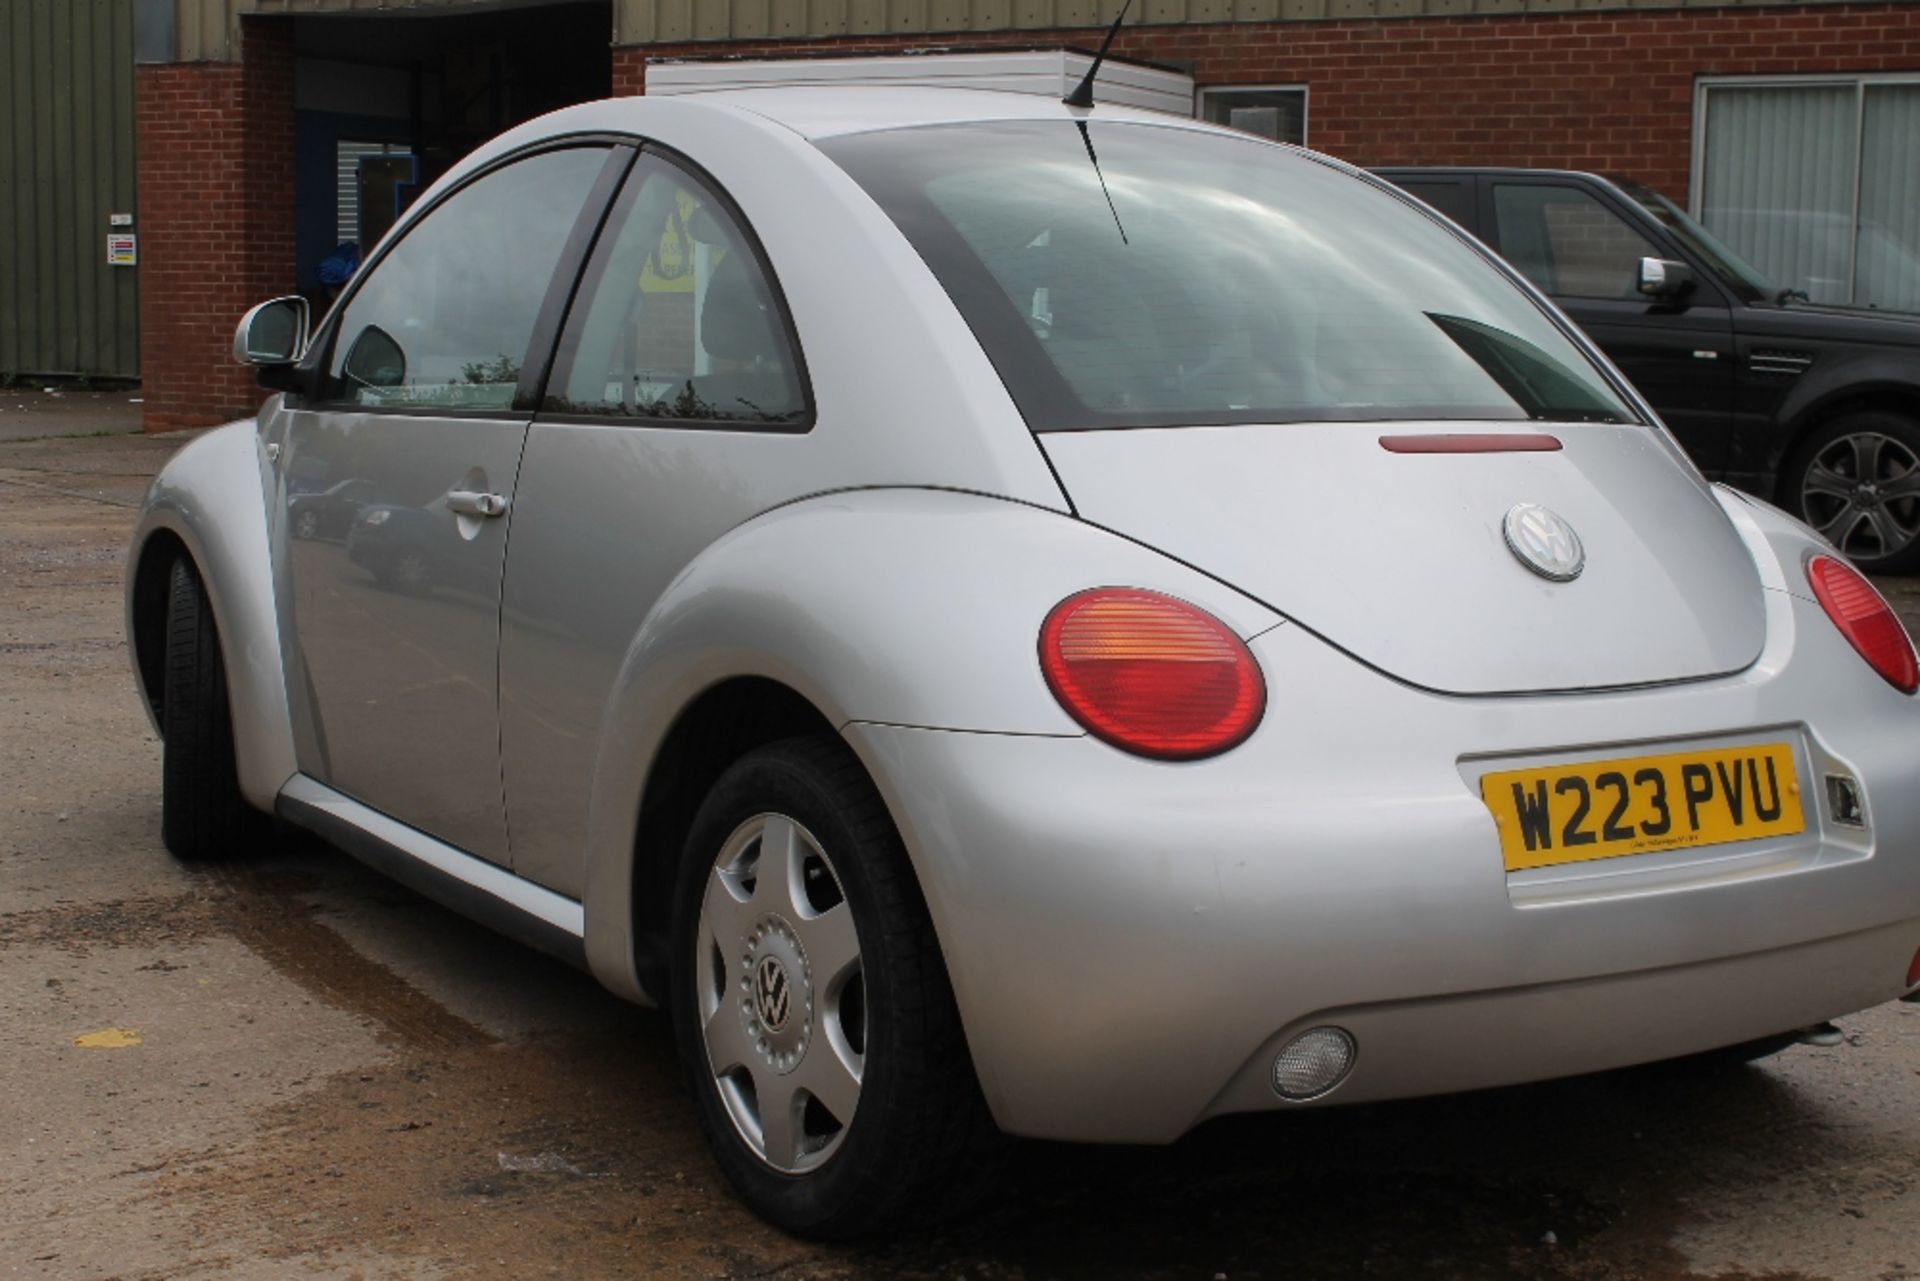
[
  {"left": 612, "top": 46, "right": 646, "bottom": 96},
  {"left": 136, "top": 17, "right": 297, "bottom": 432}
]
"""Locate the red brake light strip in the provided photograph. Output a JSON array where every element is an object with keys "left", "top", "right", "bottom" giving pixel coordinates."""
[{"left": 1378, "top": 434, "right": 1564, "bottom": 454}]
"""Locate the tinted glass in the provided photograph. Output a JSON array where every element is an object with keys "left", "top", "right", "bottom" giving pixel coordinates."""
[
  {"left": 1623, "top": 181, "right": 1776, "bottom": 298},
  {"left": 824, "top": 122, "right": 1635, "bottom": 430},
  {"left": 1491, "top": 183, "right": 1662, "bottom": 301},
  {"left": 544, "top": 152, "right": 806, "bottom": 425},
  {"left": 1393, "top": 179, "right": 1475, "bottom": 228},
  {"left": 325, "top": 146, "right": 610, "bottom": 410}
]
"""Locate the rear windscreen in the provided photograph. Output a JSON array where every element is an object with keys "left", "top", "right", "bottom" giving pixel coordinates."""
[{"left": 822, "top": 121, "right": 1639, "bottom": 431}]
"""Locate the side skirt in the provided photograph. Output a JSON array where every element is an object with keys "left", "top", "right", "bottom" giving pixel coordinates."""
[{"left": 276, "top": 774, "right": 588, "bottom": 970}]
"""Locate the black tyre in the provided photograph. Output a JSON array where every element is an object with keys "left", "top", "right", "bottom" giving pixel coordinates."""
[
  {"left": 160, "top": 559, "right": 265, "bottom": 860},
  {"left": 1787, "top": 410, "right": 1920, "bottom": 574},
  {"left": 670, "top": 736, "right": 995, "bottom": 1238}
]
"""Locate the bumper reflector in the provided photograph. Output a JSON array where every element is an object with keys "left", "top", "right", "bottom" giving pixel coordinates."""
[{"left": 1271, "top": 1027, "right": 1357, "bottom": 1101}]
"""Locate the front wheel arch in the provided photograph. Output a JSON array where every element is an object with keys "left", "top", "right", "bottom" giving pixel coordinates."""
[{"left": 130, "top": 530, "right": 191, "bottom": 731}]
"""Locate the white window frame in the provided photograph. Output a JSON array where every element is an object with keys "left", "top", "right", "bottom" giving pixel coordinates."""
[
  {"left": 1692, "top": 72, "right": 1920, "bottom": 303},
  {"left": 1196, "top": 84, "right": 1310, "bottom": 146}
]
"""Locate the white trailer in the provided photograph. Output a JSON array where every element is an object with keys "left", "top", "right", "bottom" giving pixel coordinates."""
[{"left": 643, "top": 49, "right": 1196, "bottom": 117}]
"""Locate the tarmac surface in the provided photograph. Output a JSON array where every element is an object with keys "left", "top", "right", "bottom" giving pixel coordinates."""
[
  {"left": 1, "top": 423, "right": 1916, "bottom": 1281},
  {"left": 0, "top": 388, "right": 146, "bottom": 442}
]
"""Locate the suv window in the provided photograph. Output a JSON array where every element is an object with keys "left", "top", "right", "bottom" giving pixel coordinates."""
[
  {"left": 544, "top": 152, "right": 807, "bottom": 425},
  {"left": 1491, "top": 184, "right": 1662, "bottom": 300},
  {"left": 1395, "top": 178, "right": 1474, "bottom": 227},
  {"left": 324, "top": 146, "right": 611, "bottom": 410}
]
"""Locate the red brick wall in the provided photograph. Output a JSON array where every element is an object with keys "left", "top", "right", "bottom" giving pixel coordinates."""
[
  {"left": 136, "top": 18, "right": 297, "bottom": 431},
  {"left": 616, "top": 1, "right": 1920, "bottom": 205},
  {"left": 612, "top": 45, "right": 647, "bottom": 99}
]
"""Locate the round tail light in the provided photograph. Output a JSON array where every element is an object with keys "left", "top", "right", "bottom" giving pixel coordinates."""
[
  {"left": 1807, "top": 555, "right": 1919, "bottom": 695},
  {"left": 1039, "top": 588, "right": 1265, "bottom": 760}
]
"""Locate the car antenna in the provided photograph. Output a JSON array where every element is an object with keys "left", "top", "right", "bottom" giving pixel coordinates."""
[
  {"left": 1063, "top": 0, "right": 1135, "bottom": 109},
  {"left": 1074, "top": 120, "right": 1129, "bottom": 245}
]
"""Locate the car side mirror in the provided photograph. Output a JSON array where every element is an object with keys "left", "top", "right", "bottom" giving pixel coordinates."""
[
  {"left": 1637, "top": 256, "right": 1695, "bottom": 300},
  {"left": 234, "top": 296, "right": 314, "bottom": 396},
  {"left": 233, "top": 296, "right": 310, "bottom": 365},
  {"left": 341, "top": 324, "right": 407, "bottom": 392}
]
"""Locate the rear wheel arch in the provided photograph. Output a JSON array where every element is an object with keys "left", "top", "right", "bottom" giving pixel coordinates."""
[
  {"left": 667, "top": 731, "right": 999, "bottom": 1236},
  {"left": 627, "top": 677, "right": 840, "bottom": 999}
]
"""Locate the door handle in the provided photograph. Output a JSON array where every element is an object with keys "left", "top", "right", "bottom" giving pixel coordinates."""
[{"left": 447, "top": 490, "right": 508, "bottom": 518}]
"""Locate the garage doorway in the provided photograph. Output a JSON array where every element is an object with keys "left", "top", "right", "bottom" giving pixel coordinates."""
[{"left": 291, "top": 1, "right": 612, "bottom": 300}]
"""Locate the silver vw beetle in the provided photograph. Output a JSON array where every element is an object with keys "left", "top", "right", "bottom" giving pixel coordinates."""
[{"left": 127, "top": 86, "right": 1920, "bottom": 1236}]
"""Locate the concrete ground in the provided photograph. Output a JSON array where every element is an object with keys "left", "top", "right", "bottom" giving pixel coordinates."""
[
  {"left": 0, "top": 388, "right": 146, "bottom": 442},
  {"left": 1, "top": 427, "right": 1916, "bottom": 1281}
]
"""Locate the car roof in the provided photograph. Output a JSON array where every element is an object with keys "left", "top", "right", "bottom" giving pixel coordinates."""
[
  {"left": 495, "top": 84, "right": 1236, "bottom": 149},
  {"left": 421, "top": 86, "right": 1339, "bottom": 255},
  {"left": 676, "top": 84, "right": 1202, "bottom": 139}
]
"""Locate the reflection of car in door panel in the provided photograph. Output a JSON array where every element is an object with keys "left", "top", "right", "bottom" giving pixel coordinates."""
[
  {"left": 286, "top": 477, "right": 372, "bottom": 541},
  {"left": 1378, "top": 166, "right": 1920, "bottom": 572}
]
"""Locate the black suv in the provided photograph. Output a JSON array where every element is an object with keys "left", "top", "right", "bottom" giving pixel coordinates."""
[{"left": 1375, "top": 167, "right": 1920, "bottom": 573}]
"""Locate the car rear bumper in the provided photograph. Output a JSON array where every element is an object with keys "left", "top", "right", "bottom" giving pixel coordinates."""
[{"left": 845, "top": 588, "right": 1920, "bottom": 1143}]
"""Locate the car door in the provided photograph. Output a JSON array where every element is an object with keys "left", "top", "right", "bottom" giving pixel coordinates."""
[
  {"left": 496, "top": 146, "right": 814, "bottom": 896},
  {"left": 1482, "top": 178, "right": 1737, "bottom": 474},
  {"left": 277, "top": 142, "right": 627, "bottom": 865}
]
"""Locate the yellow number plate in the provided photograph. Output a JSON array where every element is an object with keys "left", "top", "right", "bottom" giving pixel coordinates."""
[{"left": 1481, "top": 742, "right": 1804, "bottom": 872}]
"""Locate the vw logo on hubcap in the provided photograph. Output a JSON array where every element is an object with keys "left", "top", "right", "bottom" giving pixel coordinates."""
[
  {"left": 754, "top": 955, "right": 792, "bottom": 1032},
  {"left": 1503, "top": 502, "right": 1586, "bottom": 582}
]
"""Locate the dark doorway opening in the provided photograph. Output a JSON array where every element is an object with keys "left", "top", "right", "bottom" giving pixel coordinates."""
[{"left": 290, "top": 1, "right": 612, "bottom": 299}]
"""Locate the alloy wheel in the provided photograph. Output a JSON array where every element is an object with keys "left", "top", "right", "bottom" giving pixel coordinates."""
[{"left": 1799, "top": 431, "right": 1920, "bottom": 562}]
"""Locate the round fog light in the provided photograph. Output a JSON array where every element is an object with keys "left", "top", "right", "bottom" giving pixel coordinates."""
[{"left": 1271, "top": 1026, "right": 1357, "bottom": 1101}]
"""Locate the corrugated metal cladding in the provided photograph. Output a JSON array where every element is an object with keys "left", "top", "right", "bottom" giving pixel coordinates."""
[
  {"left": 178, "top": 0, "right": 1897, "bottom": 60},
  {"left": 1, "top": 0, "right": 138, "bottom": 379},
  {"left": 615, "top": 0, "right": 1914, "bottom": 43}
]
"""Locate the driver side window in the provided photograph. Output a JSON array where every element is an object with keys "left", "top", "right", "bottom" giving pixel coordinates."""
[
  {"left": 325, "top": 146, "right": 610, "bottom": 409},
  {"left": 1491, "top": 184, "right": 1662, "bottom": 301}
]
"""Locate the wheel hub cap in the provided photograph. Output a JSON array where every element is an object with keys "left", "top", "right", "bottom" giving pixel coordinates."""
[
  {"left": 695, "top": 812, "right": 866, "bottom": 1175},
  {"left": 741, "top": 915, "right": 812, "bottom": 1072}
]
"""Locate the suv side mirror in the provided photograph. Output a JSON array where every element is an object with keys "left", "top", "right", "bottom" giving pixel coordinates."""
[
  {"left": 233, "top": 295, "right": 311, "bottom": 366},
  {"left": 1637, "top": 257, "right": 1695, "bottom": 300}
]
